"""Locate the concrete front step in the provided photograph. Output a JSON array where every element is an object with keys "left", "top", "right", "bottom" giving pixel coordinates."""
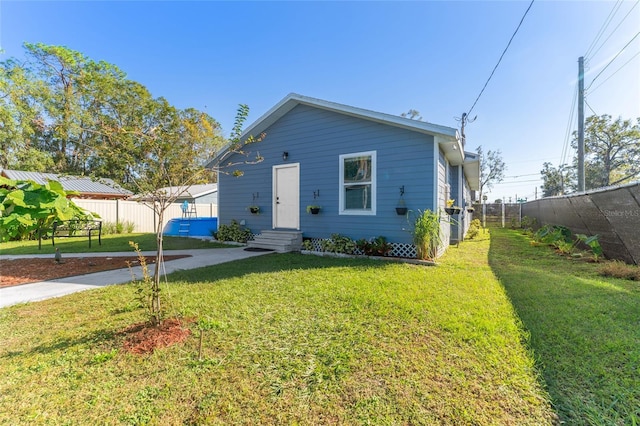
[{"left": 247, "top": 230, "right": 302, "bottom": 253}]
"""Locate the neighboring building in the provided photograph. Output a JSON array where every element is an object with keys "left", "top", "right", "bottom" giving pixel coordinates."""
[
  {"left": 211, "top": 93, "right": 479, "bottom": 256},
  {"left": 155, "top": 183, "right": 218, "bottom": 205},
  {"left": 0, "top": 169, "right": 132, "bottom": 200},
  {"left": 153, "top": 183, "right": 218, "bottom": 219}
]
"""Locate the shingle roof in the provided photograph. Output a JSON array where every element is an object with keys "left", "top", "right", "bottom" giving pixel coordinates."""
[{"left": 0, "top": 169, "right": 132, "bottom": 199}]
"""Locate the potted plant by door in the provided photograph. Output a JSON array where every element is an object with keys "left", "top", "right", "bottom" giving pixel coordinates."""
[{"left": 306, "top": 205, "right": 321, "bottom": 215}]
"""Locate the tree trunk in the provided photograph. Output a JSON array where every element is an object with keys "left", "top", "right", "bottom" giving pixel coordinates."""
[{"left": 151, "top": 203, "right": 164, "bottom": 326}]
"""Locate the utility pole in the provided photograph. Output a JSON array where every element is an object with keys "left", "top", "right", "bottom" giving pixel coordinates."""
[
  {"left": 577, "top": 56, "right": 585, "bottom": 192},
  {"left": 458, "top": 112, "right": 476, "bottom": 149}
]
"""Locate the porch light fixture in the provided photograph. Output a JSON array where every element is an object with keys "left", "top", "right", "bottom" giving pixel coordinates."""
[{"left": 282, "top": 151, "right": 289, "bottom": 161}]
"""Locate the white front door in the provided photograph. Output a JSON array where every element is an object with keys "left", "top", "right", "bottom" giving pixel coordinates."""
[{"left": 273, "top": 164, "right": 300, "bottom": 229}]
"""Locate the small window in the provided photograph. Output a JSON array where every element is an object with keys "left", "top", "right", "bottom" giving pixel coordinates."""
[{"left": 339, "top": 151, "right": 376, "bottom": 215}]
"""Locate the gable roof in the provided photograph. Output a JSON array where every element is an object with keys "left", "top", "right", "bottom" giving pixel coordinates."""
[
  {"left": 0, "top": 169, "right": 132, "bottom": 199},
  {"left": 240, "top": 93, "right": 466, "bottom": 165}
]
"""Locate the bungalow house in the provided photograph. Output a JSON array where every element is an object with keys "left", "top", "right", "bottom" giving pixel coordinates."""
[
  {"left": 211, "top": 94, "right": 479, "bottom": 256},
  {"left": 0, "top": 169, "right": 132, "bottom": 200}
]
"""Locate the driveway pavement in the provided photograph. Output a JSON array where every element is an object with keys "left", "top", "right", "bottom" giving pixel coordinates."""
[{"left": 0, "top": 247, "right": 273, "bottom": 308}]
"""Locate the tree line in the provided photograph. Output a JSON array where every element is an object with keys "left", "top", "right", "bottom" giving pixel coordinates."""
[
  {"left": 0, "top": 43, "right": 226, "bottom": 192},
  {"left": 541, "top": 115, "right": 640, "bottom": 197}
]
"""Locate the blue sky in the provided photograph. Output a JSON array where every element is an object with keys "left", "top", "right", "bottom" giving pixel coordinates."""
[{"left": 1, "top": 1, "right": 639, "bottom": 202}]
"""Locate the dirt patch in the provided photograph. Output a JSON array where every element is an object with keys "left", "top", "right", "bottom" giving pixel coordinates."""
[
  {"left": 122, "top": 318, "right": 193, "bottom": 354},
  {"left": 0, "top": 255, "right": 191, "bottom": 288}
]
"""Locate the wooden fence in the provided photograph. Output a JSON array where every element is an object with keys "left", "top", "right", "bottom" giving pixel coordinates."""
[
  {"left": 72, "top": 199, "right": 218, "bottom": 233},
  {"left": 473, "top": 203, "right": 522, "bottom": 228}
]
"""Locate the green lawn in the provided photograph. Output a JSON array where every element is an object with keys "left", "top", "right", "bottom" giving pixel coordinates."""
[
  {"left": 489, "top": 227, "right": 640, "bottom": 425},
  {"left": 0, "top": 231, "right": 557, "bottom": 424},
  {"left": 0, "top": 233, "right": 227, "bottom": 255}
]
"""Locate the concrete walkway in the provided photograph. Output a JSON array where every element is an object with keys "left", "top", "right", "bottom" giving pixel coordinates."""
[{"left": 0, "top": 247, "right": 273, "bottom": 308}]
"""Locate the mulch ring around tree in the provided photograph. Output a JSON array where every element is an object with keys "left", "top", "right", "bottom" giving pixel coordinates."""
[{"left": 121, "top": 318, "right": 193, "bottom": 355}]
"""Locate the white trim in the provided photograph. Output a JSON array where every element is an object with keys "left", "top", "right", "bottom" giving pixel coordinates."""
[
  {"left": 339, "top": 151, "right": 377, "bottom": 216},
  {"left": 458, "top": 165, "right": 464, "bottom": 242},
  {"left": 433, "top": 143, "right": 439, "bottom": 211}
]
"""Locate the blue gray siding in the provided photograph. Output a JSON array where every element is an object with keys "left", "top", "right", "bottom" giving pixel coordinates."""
[
  {"left": 219, "top": 104, "right": 438, "bottom": 244},
  {"left": 448, "top": 164, "right": 460, "bottom": 241},
  {"left": 437, "top": 150, "right": 451, "bottom": 249}
]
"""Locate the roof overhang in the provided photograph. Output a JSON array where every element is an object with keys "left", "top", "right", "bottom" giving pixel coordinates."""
[
  {"left": 436, "top": 135, "right": 465, "bottom": 166},
  {"left": 463, "top": 151, "right": 480, "bottom": 191}
]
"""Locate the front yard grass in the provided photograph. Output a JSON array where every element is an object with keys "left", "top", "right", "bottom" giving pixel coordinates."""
[
  {"left": 489, "top": 227, "right": 640, "bottom": 425},
  {"left": 0, "top": 233, "right": 226, "bottom": 255},
  {"left": 0, "top": 231, "right": 556, "bottom": 424}
]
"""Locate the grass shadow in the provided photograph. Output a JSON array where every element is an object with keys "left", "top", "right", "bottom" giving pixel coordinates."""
[
  {"left": 488, "top": 227, "right": 640, "bottom": 425},
  {"left": 1, "top": 328, "right": 118, "bottom": 359}
]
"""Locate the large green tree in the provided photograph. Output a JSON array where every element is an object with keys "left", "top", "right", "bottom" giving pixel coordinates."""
[
  {"left": 540, "top": 162, "right": 575, "bottom": 197},
  {"left": 573, "top": 114, "right": 640, "bottom": 189},
  {"left": 0, "top": 55, "right": 54, "bottom": 171},
  {"left": 0, "top": 43, "right": 225, "bottom": 186}
]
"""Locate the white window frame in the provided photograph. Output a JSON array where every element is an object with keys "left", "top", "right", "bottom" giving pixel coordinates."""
[{"left": 339, "top": 150, "right": 377, "bottom": 215}]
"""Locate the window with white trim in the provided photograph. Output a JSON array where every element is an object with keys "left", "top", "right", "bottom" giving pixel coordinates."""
[{"left": 339, "top": 151, "right": 376, "bottom": 215}]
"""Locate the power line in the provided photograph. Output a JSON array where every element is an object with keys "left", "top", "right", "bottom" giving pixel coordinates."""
[
  {"left": 466, "top": 0, "right": 535, "bottom": 116},
  {"left": 560, "top": 81, "right": 578, "bottom": 167},
  {"left": 508, "top": 156, "right": 559, "bottom": 165},
  {"left": 588, "top": 0, "right": 640, "bottom": 60},
  {"left": 504, "top": 173, "right": 539, "bottom": 178},
  {"left": 494, "top": 178, "right": 542, "bottom": 185},
  {"left": 584, "top": 0, "right": 624, "bottom": 58},
  {"left": 585, "top": 98, "right": 598, "bottom": 116},
  {"left": 585, "top": 30, "right": 640, "bottom": 91},
  {"left": 589, "top": 49, "right": 640, "bottom": 94}
]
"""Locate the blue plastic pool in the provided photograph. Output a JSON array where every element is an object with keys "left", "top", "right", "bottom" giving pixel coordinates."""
[{"left": 163, "top": 217, "right": 218, "bottom": 238}]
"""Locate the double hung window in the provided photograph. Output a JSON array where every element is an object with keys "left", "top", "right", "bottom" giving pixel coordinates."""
[{"left": 339, "top": 151, "right": 376, "bottom": 215}]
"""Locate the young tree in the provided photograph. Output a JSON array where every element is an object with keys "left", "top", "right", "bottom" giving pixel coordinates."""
[
  {"left": 100, "top": 103, "right": 263, "bottom": 326},
  {"left": 475, "top": 145, "right": 506, "bottom": 202},
  {"left": 573, "top": 115, "right": 640, "bottom": 189},
  {"left": 540, "top": 162, "right": 575, "bottom": 197}
]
